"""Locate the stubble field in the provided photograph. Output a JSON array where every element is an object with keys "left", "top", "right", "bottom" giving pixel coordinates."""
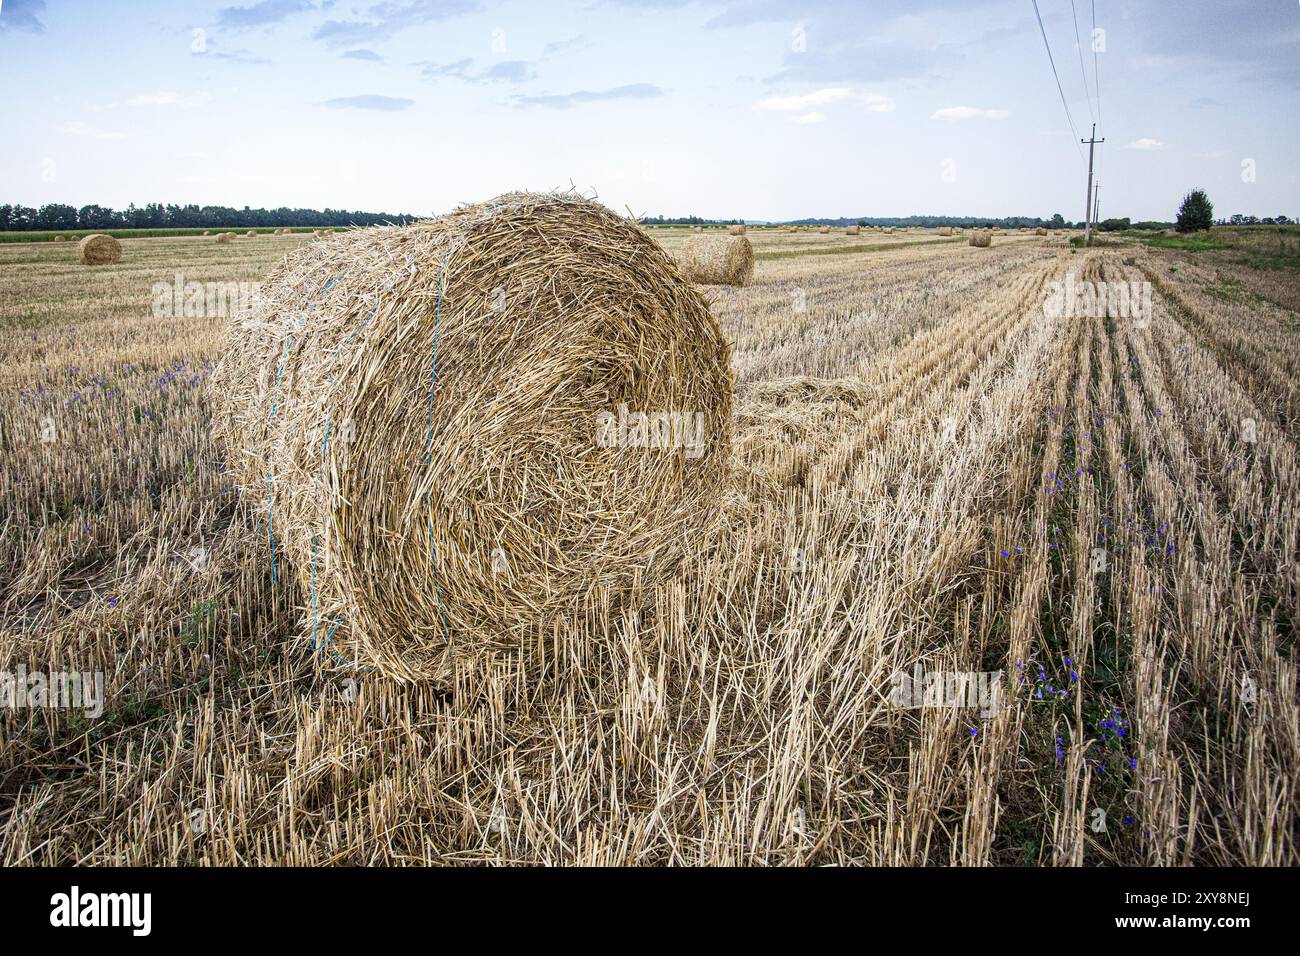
[{"left": 0, "top": 224, "right": 1295, "bottom": 865}]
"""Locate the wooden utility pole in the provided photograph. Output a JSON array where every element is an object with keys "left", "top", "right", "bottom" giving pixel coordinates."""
[{"left": 1082, "top": 124, "right": 1104, "bottom": 242}]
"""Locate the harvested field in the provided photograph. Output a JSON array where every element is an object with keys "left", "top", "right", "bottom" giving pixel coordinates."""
[{"left": 0, "top": 224, "right": 1296, "bottom": 866}]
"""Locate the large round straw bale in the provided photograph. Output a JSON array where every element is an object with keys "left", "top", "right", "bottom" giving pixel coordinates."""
[
  {"left": 845, "top": 226, "right": 860, "bottom": 236},
  {"left": 211, "top": 192, "right": 735, "bottom": 681},
  {"left": 938, "top": 227, "right": 953, "bottom": 236},
  {"left": 969, "top": 231, "right": 992, "bottom": 247},
  {"left": 728, "top": 224, "right": 746, "bottom": 235},
  {"left": 215, "top": 233, "right": 233, "bottom": 243},
  {"left": 77, "top": 234, "right": 121, "bottom": 265},
  {"left": 677, "top": 234, "right": 754, "bottom": 287},
  {"left": 817, "top": 226, "right": 830, "bottom": 234},
  {"left": 1035, "top": 227, "right": 1048, "bottom": 236},
  {"left": 54, "top": 235, "right": 65, "bottom": 242}
]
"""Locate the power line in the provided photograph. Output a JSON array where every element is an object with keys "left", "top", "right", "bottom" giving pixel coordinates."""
[
  {"left": 1070, "top": 0, "right": 1096, "bottom": 123},
  {"left": 1091, "top": 0, "right": 1101, "bottom": 122},
  {"left": 1091, "top": 2, "right": 1102, "bottom": 225},
  {"left": 1032, "top": 0, "right": 1086, "bottom": 163}
]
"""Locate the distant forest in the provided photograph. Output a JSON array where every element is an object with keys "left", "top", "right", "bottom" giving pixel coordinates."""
[
  {"left": 5, "top": 202, "right": 1289, "bottom": 234},
  {"left": 644, "top": 213, "right": 1176, "bottom": 230},
  {"left": 0, "top": 202, "right": 420, "bottom": 231}
]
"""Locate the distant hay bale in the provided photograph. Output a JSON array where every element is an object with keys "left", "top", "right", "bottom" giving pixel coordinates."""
[
  {"left": 53, "top": 235, "right": 65, "bottom": 242},
  {"left": 77, "top": 234, "right": 121, "bottom": 265},
  {"left": 818, "top": 226, "right": 830, "bottom": 234},
  {"left": 202, "top": 230, "right": 211, "bottom": 236},
  {"left": 690, "top": 225, "right": 703, "bottom": 232},
  {"left": 845, "top": 226, "right": 860, "bottom": 236},
  {"left": 969, "top": 231, "right": 992, "bottom": 247},
  {"left": 215, "top": 233, "right": 233, "bottom": 243},
  {"left": 245, "top": 230, "right": 257, "bottom": 237},
  {"left": 679, "top": 233, "right": 754, "bottom": 286},
  {"left": 728, "top": 224, "right": 747, "bottom": 235},
  {"left": 1035, "top": 227, "right": 1048, "bottom": 236},
  {"left": 314, "top": 229, "right": 328, "bottom": 237},
  {"left": 938, "top": 227, "right": 953, "bottom": 236},
  {"left": 211, "top": 191, "right": 734, "bottom": 681}
]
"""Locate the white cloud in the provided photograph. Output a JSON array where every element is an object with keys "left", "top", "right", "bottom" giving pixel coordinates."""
[
  {"left": 755, "top": 88, "right": 894, "bottom": 119},
  {"left": 125, "top": 91, "right": 181, "bottom": 106},
  {"left": 101, "top": 91, "right": 212, "bottom": 109},
  {"left": 755, "top": 87, "right": 853, "bottom": 112},
  {"left": 930, "top": 106, "right": 1011, "bottom": 121},
  {"left": 57, "top": 122, "right": 133, "bottom": 140},
  {"left": 1126, "top": 138, "right": 1167, "bottom": 151}
]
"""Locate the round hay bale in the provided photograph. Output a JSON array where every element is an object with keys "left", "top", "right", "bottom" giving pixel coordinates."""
[
  {"left": 77, "top": 234, "right": 121, "bottom": 265},
  {"left": 938, "top": 227, "right": 953, "bottom": 236},
  {"left": 1035, "top": 227, "right": 1048, "bottom": 236},
  {"left": 202, "top": 230, "right": 212, "bottom": 236},
  {"left": 245, "top": 230, "right": 257, "bottom": 237},
  {"left": 845, "top": 226, "right": 860, "bottom": 236},
  {"left": 54, "top": 235, "right": 65, "bottom": 242},
  {"left": 817, "top": 226, "right": 830, "bottom": 234},
  {"left": 677, "top": 234, "right": 754, "bottom": 287},
  {"left": 215, "top": 233, "right": 233, "bottom": 243},
  {"left": 727, "top": 224, "right": 747, "bottom": 235},
  {"left": 211, "top": 191, "right": 735, "bottom": 682},
  {"left": 969, "top": 231, "right": 992, "bottom": 248}
]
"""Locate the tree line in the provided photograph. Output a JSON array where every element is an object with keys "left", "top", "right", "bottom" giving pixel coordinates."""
[{"left": 0, "top": 202, "right": 420, "bottom": 232}]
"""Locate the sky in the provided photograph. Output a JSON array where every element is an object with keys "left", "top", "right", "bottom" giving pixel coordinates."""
[{"left": 1, "top": 0, "right": 1297, "bottom": 222}]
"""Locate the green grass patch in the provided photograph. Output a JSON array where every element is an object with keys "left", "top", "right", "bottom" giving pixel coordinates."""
[{"left": 1116, "top": 230, "right": 1230, "bottom": 252}]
